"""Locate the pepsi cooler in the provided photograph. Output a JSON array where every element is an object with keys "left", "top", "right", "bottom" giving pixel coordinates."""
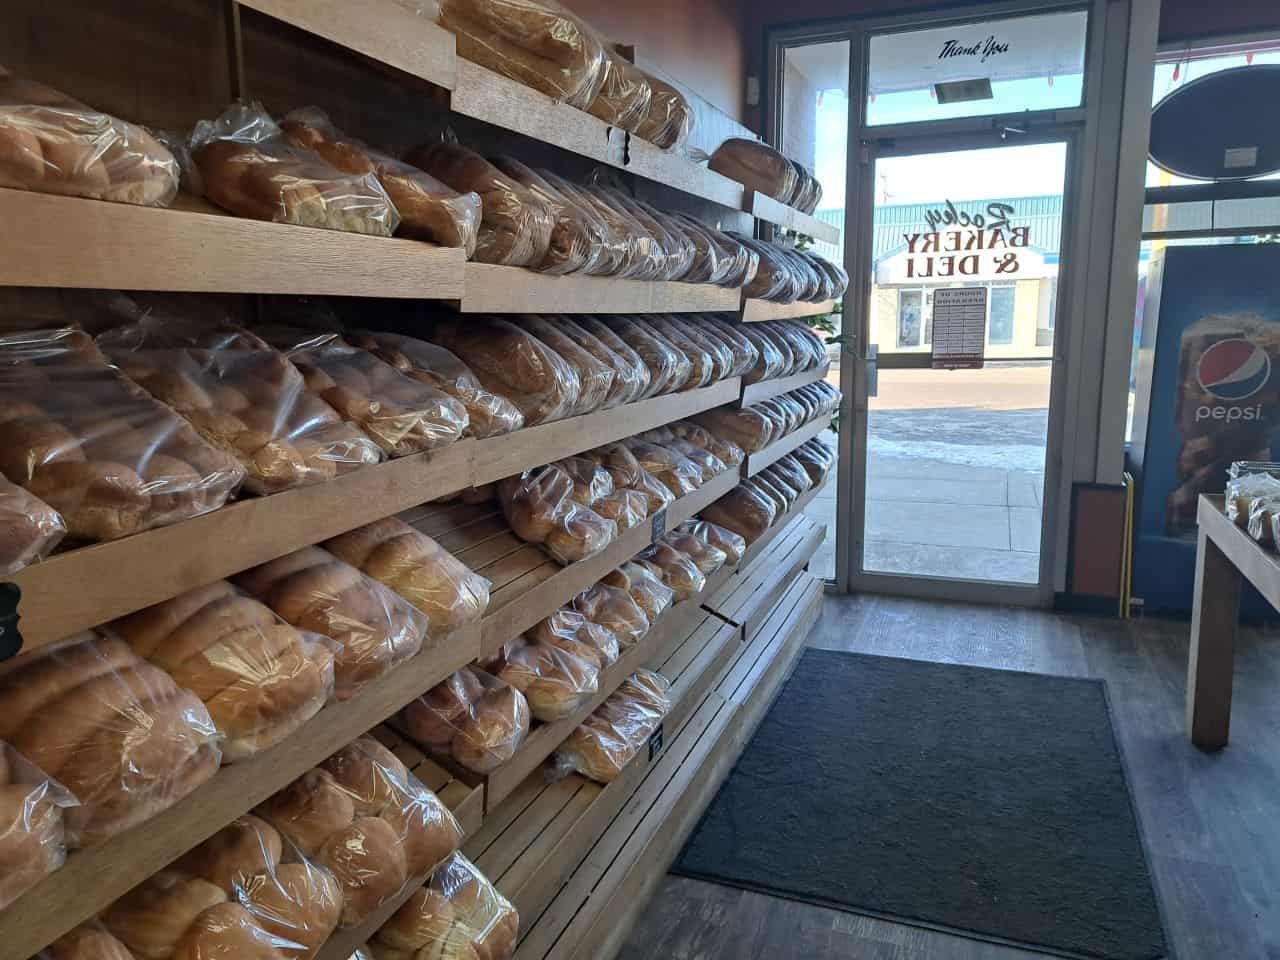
[{"left": 1130, "top": 244, "right": 1280, "bottom": 615}]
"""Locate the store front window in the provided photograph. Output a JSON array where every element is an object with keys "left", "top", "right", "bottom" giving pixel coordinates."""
[
  {"left": 988, "top": 282, "right": 1016, "bottom": 344},
  {"left": 897, "top": 289, "right": 924, "bottom": 346}
]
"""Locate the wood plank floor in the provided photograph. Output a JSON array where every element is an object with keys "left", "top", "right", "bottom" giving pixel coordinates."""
[{"left": 618, "top": 594, "right": 1280, "bottom": 960}]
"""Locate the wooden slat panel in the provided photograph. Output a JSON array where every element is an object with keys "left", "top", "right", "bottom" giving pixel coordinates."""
[
  {"left": 740, "top": 364, "right": 831, "bottom": 407},
  {"left": 742, "top": 417, "right": 835, "bottom": 478},
  {"left": 745, "top": 191, "right": 840, "bottom": 245},
  {"left": 458, "top": 263, "right": 741, "bottom": 314},
  {"left": 741, "top": 298, "right": 838, "bottom": 324},
  {"left": 732, "top": 484, "right": 824, "bottom": 574}
]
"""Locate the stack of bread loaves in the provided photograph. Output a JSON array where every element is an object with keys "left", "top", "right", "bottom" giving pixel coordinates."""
[
  {"left": 661, "top": 528, "right": 729, "bottom": 577},
  {"left": 527, "top": 607, "right": 621, "bottom": 670},
  {"left": 572, "top": 581, "right": 652, "bottom": 647},
  {"left": 0, "top": 633, "right": 221, "bottom": 849},
  {"left": 0, "top": 65, "right": 179, "bottom": 207},
  {"left": 699, "top": 483, "right": 778, "bottom": 544},
  {"left": 0, "top": 741, "right": 74, "bottom": 910},
  {"left": 0, "top": 327, "right": 245, "bottom": 542},
  {"left": 233, "top": 546, "right": 429, "bottom": 702},
  {"left": 101, "top": 813, "right": 343, "bottom": 958},
  {"left": 399, "top": 667, "right": 532, "bottom": 774},
  {"left": 582, "top": 441, "right": 676, "bottom": 515},
  {"left": 0, "top": 475, "right": 65, "bottom": 575},
  {"left": 791, "top": 435, "right": 836, "bottom": 488},
  {"left": 674, "top": 518, "right": 746, "bottom": 565},
  {"left": 109, "top": 581, "right": 337, "bottom": 759},
  {"left": 497, "top": 463, "right": 618, "bottom": 565},
  {"left": 739, "top": 238, "right": 847, "bottom": 305},
  {"left": 491, "top": 635, "right": 599, "bottom": 722},
  {"left": 600, "top": 562, "right": 675, "bottom": 622},
  {"left": 708, "top": 138, "right": 824, "bottom": 214},
  {"left": 368, "top": 853, "right": 518, "bottom": 960},
  {"left": 632, "top": 541, "right": 706, "bottom": 602},
  {"left": 553, "top": 670, "right": 671, "bottom": 783},
  {"left": 97, "top": 310, "right": 384, "bottom": 495},
  {"left": 667, "top": 420, "right": 746, "bottom": 470},
  {"left": 257, "top": 736, "right": 465, "bottom": 928},
  {"left": 37, "top": 922, "right": 139, "bottom": 960},
  {"left": 323, "top": 516, "right": 492, "bottom": 632}
]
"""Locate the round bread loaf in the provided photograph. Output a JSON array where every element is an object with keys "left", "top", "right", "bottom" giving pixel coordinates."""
[
  {"left": 43, "top": 924, "right": 138, "bottom": 960},
  {"left": 376, "top": 887, "right": 457, "bottom": 952},
  {"left": 239, "top": 861, "right": 343, "bottom": 956},
  {"left": 381, "top": 788, "right": 463, "bottom": 877},
  {"left": 319, "top": 736, "right": 410, "bottom": 817},
  {"left": 451, "top": 686, "right": 530, "bottom": 774},
  {"left": 171, "top": 901, "right": 290, "bottom": 960},
  {"left": 0, "top": 634, "right": 136, "bottom": 742},
  {"left": 103, "top": 870, "right": 228, "bottom": 959},
  {"left": 260, "top": 768, "right": 356, "bottom": 858},
  {"left": 0, "top": 781, "right": 64, "bottom": 910},
  {"left": 175, "top": 814, "right": 284, "bottom": 895},
  {"left": 319, "top": 816, "right": 408, "bottom": 925}
]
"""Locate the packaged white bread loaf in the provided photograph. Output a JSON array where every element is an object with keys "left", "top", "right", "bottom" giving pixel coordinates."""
[
  {"left": 0, "top": 65, "right": 179, "bottom": 206},
  {"left": 518, "top": 316, "right": 615, "bottom": 416},
  {"left": 97, "top": 310, "right": 383, "bottom": 495},
  {"left": 555, "top": 316, "right": 650, "bottom": 405},
  {"left": 497, "top": 464, "right": 618, "bottom": 566},
  {"left": 370, "top": 853, "right": 519, "bottom": 960},
  {"left": 635, "top": 542, "right": 705, "bottom": 602},
  {"left": 0, "top": 633, "right": 221, "bottom": 849},
  {"left": 601, "top": 562, "right": 675, "bottom": 623},
  {"left": 0, "top": 476, "right": 65, "bottom": 575},
  {"left": 399, "top": 667, "right": 531, "bottom": 774},
  {"left": 493, "top": 636, "right": 599, "bottom": 722},
  {"left": 109, "top": 581, "right": 337, "bottom": 759},
  {"left": 324, "top": 516, "right": 491, "bottom": 631},
  {"left": 0, "top": 327, "right": 245, "bottom": 542},
  {"left": 699, "top": 484, "right": 778, "bottom": 544},
  {"left": 553, "top": 670, "right": 671, "bottom": 783},
  {"left": 676, "top": 519, "right": 746, "bottom": 565},
  {"left": 526, "top": 607, "right": 620, "bottom": 670},
  {"left": 668, "top": 419, "right": 745, "bottom": 468},
  {"left": 572, "top": 582, "right": 650, "bottom": 647},
  {"left": 190, "top": 102, "right": 399, "bottom": 237},
  {"left": 0, "top": 741, "right": 75, "bottom": 911},
  {"left": 661, "top": 530, "right": 728, "bottom": 576},
  {"left": 586, "top": 442, "right": 676, "bottom": 514},
  {"left": 232, "top": 546, "right": 428, "bottom": 701}
]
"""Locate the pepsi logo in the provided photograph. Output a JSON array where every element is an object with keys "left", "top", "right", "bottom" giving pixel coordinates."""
[{"left": 1197, "top": 338, "right": 1272, "bottom": 401}]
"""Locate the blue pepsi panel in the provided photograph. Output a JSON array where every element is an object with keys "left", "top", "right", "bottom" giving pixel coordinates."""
[{"left": 1130, "top": 244, "right": 1280, "bottom": 616}]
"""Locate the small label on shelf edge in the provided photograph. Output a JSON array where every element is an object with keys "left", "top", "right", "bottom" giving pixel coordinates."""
[{"left": 648, "top": 723, "right": 665, "bottom": 761}]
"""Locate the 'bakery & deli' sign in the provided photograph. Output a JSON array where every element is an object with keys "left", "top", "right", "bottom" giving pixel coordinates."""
[{"left": 902, "top": 200, "right": 1029, "bottom": 279}]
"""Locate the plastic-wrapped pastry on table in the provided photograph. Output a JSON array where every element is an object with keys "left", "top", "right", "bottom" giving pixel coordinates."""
[
  {"left": 345, "top": 329, "right": 524, "bottom": 439},
  {"left": 37, "top": 922, "right": 139, "bottom": 960},
  {"left": 370, "top": 853, "right": 519, "bottom": 960},
  {"left": 492, "top": 635, "right": 599, "bottom": 722},
  {"left": 489, "top": 156, "right": 616, "bottom": 275},
  {"left": 586, "top": 441, "right": 676, "bottom": 514},
  {"left": 667, "top": 420, "right": 745, "bottom": 469},
  {"left": 527, "top": 607, "right": 620, "bottom": 670},
  {"left": 0, "top": 476, "right": 65, "bottom": 576},
  {"left": 257, "top": 735, "right": 464, "bottom": 927},
  {"left": 632, "top": 68, "right": 694, "bottom": 151},
  {"left": 553, "top": 316, "right": 649, "bottom": 407},
  {"left": 708, "top": 138, "right": 798, "bottom": 203},
  {"left": 437, "top": 0, "right": 607, "bottom": 108},
  {"left": 255, "top": 325, "right": 469, "bottom": 456},
  {"left": 0, "top": 741, "right": 75, "bottom": 911},
  {"left": 599, "top": 316, "right": 690, "bottom": 397},
  {"left": 109, "top": 581, "right": 337, "bottom": 758},
  {"left": 0, "top": 632, "right": 221, "bottom": 849},
  {"left": 0, "top": 64, "right": 179, "bottom": 206},
  {"left": 691, "top": 406, "right": 775, "bottom": 454},
  {"left": 98, "top": 309, "right": 383, "bottom": 495},
  {"left": 518, "top": 316, "right": 615, "bottom": 415},
  {"left": 636, "top": 542, "right": 705, "bottom": 602},
  {"left": 497, "top": 464, "right": 618, "bottom": 565},
  {"left": 1224, "top": 470, "right": 1280, "bottom": 526},
  {"left": 426, "top": 315, "right": 581, "bottom": 425},
  {"left": 586, "top": 46, "right": 653, "bottom": 132},
  {"left": 622, "top": 439, "right": 706, "bottom": 496},
  {"left": 280, "top": 106, "right": 481, "bottom": 256},
  {"left": 324, "top": 516, "right": 492, "bottom": 631},
  {"left": 0, "top": 326, "right": 245, "bottom": 542},
  {"left": 399, "top": 667, "right": 532, "bottom": 774},
  {"left": 553, "top": 671, "right": 671, "bottom": 783},
  {"left": 190, "top": 102, "right": 399, "bottom": 237},
  {"left": 601, "top": 561, "right": 675, "bottom": 623},
  {"left": 232, "top": 547, "right": 428, "bottom": 702},
  {"left": 404, "top": 142, "right": 554, "bottom": 267},
  {"left": 675, "top": 519, "right": 746, "bottom": 565},
  {"left": 700, "top": 483, "right": 778, "bottom": 544},
  {"left": 573, "top": 581, "right": 652, "bottom": 646}
]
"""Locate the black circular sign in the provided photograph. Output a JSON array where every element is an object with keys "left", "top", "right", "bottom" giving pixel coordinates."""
[{"left": 1149, "top": 64, "right": 1280, "bottom": 181}]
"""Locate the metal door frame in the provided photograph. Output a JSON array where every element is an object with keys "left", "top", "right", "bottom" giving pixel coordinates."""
[{"left": 768, "top": 0, "right": 1104, "bottom": 607}]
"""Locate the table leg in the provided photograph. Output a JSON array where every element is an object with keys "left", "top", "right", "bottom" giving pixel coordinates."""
[{"left": 1187, "top": 528, "right": 1241, "bottom": 750}]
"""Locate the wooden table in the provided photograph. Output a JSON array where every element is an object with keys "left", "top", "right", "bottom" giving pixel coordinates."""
[{"left": 1187, "top": 494, "right": 1276, "bottom": 749}]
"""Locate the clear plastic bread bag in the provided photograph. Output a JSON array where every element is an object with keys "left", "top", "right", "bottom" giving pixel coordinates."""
[
  {"left": 403, "top": 142, "right": 554, "bottom": 267},
  {"left": 663, "top": 438, "right": 725, "bottom": 483},
  {"left": 771, "top": 453, "right": 815, "bottom": 495},
  {"left": 0, "top": 326, "right": 245, "bottom": 542},
  {"left": 498, "top": 464, "right": 618, "bottom": 565},
  {"left": 0, "top": 632, "right": 221, "bottom": 849},
  {"left": 1246, "top": 496, "right": 1280, "bottom": 544},
  {"left": 0, "top": 476, "right": 65, "bottom": 575},
  {"left": 553, "top": 671, "right": 671, "bottom": 783},
  {"left": 572, "top": 316, "right": 656, "bottom": 400},
  {"left": 678, "top": 519, "right": 746, "bottom": 565},
  {"left": 633, "top": 68, "right": 694, "bottom": 151},
  {"left": 600, "top": 317, "right": 687, "bottom": 397},
  {"left": 555, "top": 316, "right": 648, "bottom": 407},
  {"left": 0, "top": 64, "right": 179, "bottom": 206},
  {"left": 668, "top": 419, "right": 745, "bottom": 468},
  {"left": 758, "top": 467, "right": 800, "bottom": 508},
  {"left": 99, "top": 312, "right": 383, "bottom": 495},
  {"left": 495, "top": 635, "right": 600, "bottom": 722},
  {"left": 528, "top": 608, "right": 621, "bottom": 669},
  {"left": 667, "top": 315, "right": 735, "bottom": 382},
  {"left": 649, "top": 316, "right": 715, "bottom": 388},
  {"left": 372, "top": 853, "right": 518, "bottom": 960},
  {"left": 345, "top": 329, "right": 525, "bottom": 439},
  {"left": 636, "top": 542, "right": 706, "bottom": 602},
  {"left": 190, "top": 102, "right": 399, "bottom": 237},
  {"left": 576, "top": 186, "right": 669, "bottom": 280},
  {"left": 109, "top": 581, "right": 338, "bottom": 759},
  {"left": 256, "top": 325, "right": 469, "bottom": 455},
  {"left": 324, "top": 516, "right": 492, "bottom": 630},
  {"left": 232, "top": 546, "right": 429, "bottom": 701},
  {"left": 698, "top": 316, "right": 761, "bottom": 378},
  {"left": 490, "top": 157, "right": 615, "bottom": 275},
  {"left": 399, "top": 667, "right": 532, "bottom": 774},
  {"left": 0, "top": 741, "right": 76, "bottom": 910},
  {"left": 595, "top": 188, "right": 689, "bottom": 281},
  {"left": 520, "top": 317, "right": 616, "bottom": 415},
  {"left": 601, "top": 562, "right": 676, "bottom": 623},
  {"left": 589, "top": 442, "right": 676, "bottom": 514},
  {"left": 660, "top": 531, "right": 727, "bottom": 577},
  {"left": 748, "top": 475, "right": 791, "bottom": 515},
  {"left": 708, "top": 138, "right": 798, "bottom": 202},
  {"left": 572, "top": 582, "right": 651, "bottom": 646},
  {"left": 623, "top": 439, "right": 705, "bottom": 496},
  {"left": 738, "top": 238, "right": 796, "bottom": 302},
  {"left": 586, "top": 46, "right": 653, "bottom": 131},
  {"left": 438, "top": 0, "right": 606, "bottom": 108},
  {"left": 555, "top": 456, "right": 616, "bottom": 505},
  {"left": 592, "top": 488, "right": 649, "bottom": 531},
  {"left": 668, "top": 214, "right": 731, "bottom": 285},
  {"left": 700, "top": 484, "right": 778, "bottom": 544},
  {"left": 754, "top": 325, "right": 796, "bottom": 375},
  {"left": 37, "top": 922, "right": 139, "bottom": 960},
  {"left": 281, "top": 106, "right": 481, "bottom": 256},
  {"left": 426, "top": 315, "right": 581, "bottom": 425},
  {"left": 692, "top": 407, "right": 774, "bottom": 453},
  {"left": 1226, "top": 472, "right": 1280, "bottom": 525}
]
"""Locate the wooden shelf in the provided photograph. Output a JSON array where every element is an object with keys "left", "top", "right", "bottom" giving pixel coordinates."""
[
  {"left": 238, "top": 0, "right": 456, "bottom": 90},
  {"left": 706, "top": 515, "right": 824, "bottom": 642},
  {"left": 0, "top": 188, "right": 466, "bottom": 297},
  {"left": 746, "top": 191, "right": 840, "bottom": 245},
  {"left": 473, "top": 379, "right": 741, "bottom": 485},
  {"left": 9, "top": 441, "right": 476, "bottom": 658},
  {"left": 742, "top": 416, "right": 834, "bottom": 478},
  {"left": 623, "top": 136, "right": 745, "bottom": 211},
  {"left": 741, "top": 297, "right": 838, "bottom": 324},
  {"left": 456, "top": 263, "right": 741, "bottom": 314},
  {"left": 739, "top": 364, "right": 830, "bottom": 406},
  {"left": 738, "top": 482, "right": 825, "bottom": 570},
  {"left": 0, "top": 623, "right": 482, "bottom": 960}
]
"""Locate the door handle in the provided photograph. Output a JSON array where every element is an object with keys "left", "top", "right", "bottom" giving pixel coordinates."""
[{"left": 865, "top": 344, "right": 878, "bottom": 399}]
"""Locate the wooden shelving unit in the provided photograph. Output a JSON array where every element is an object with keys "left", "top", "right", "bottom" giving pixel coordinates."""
[
  {"left": 741, "top": 297, "right": 838, "bottom": 324},
  {"left": 741, "top": 417, "right": 835, "bottom": 478},
  {"left": 739, "top": 364, "right": 831, "bottom": 407},
  {"left": 739, "top": 483, "right": 825, "bottom": 570},
  {"left": 456, "top": 263, "right": 741, "bottom": 315},
  {"left": 746, "top": 191, "right": 841, "bottom": 245},
  {"left": 706, "top": 515, "right": 824, "bottom": 642}
]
